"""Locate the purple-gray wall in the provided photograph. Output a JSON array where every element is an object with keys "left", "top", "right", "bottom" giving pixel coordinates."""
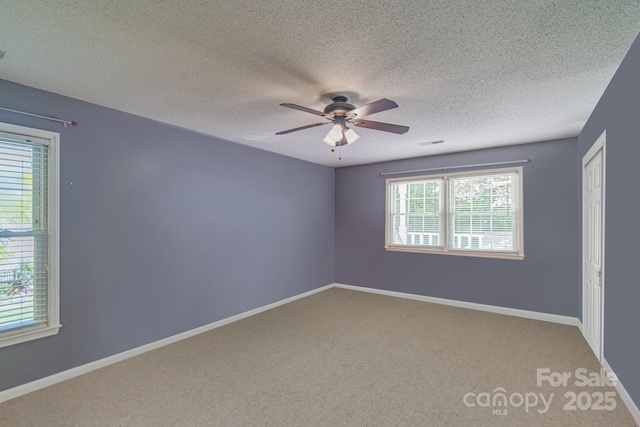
[
  {"left": 0, "top": 79, "right": 335, "bottom": 392},
  {"left": 335, "top": 139, "right": 580, "bottom": 316},
  {"left": 577, "top": 33, "right": 640, "bottom": 409}
]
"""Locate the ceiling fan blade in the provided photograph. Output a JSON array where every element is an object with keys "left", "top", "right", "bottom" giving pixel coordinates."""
[
  {"left": 352, "top": 119, "right": 409, "bottom": 134},
  {"left": 280, "top": 103, "right": 328, "bottom": 117},
  {"left": 349, "top": 98, "right": 398, "bottom": 118},
  {"left": 275, "top": 122, "right": 329, "bottom": 135}
]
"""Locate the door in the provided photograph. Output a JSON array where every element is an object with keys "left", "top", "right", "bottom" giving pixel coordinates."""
[{"left": 582, "top": 131, "right": 605, "bottom": 361}]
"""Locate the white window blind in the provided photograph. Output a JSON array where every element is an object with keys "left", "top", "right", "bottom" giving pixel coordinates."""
[
  {"left": 448, "top": 171, "right": 520, "bottom": 253},
  {"left": 0, "top": 132, "right": 51, "bottom": 336},
  {"left": 386, "top": 167, "right": 523, "bottom": 259},
  {"left": 388, "top": 179, "right": 444, "bottom": 247}
]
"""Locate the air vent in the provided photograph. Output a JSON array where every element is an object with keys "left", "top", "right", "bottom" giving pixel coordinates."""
[{"left": 418, "top": 140, "right": 444, "bottom": 146}]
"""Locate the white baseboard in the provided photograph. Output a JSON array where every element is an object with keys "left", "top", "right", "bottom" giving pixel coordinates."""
[
  {"left": 0, "top": 283, "right": 334, "bottom": 404},
  {"left": 334, "top": 283, "right": 581, "bottom": 327},
  {"left": 603, "top": 358, "right": 640, "bottom": 427}
]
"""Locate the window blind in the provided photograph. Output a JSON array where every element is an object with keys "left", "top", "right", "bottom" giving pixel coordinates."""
[
  {"left": 447, "top": 171, "right": 520, "bottom": 252},
  {"left": 388, "top": 179, "right": 444, "bottom": 247},
  {"left": 0, "top": 135, "right": 49, "bottom": 333}
]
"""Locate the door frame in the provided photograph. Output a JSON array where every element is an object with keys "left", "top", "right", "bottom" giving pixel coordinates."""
[{"left": 582, "top": 130, "right": 606, "bottom": 362}]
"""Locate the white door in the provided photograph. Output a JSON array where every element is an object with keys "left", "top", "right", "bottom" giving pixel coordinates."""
[{"left": 582, "top": 131, "right": 605, "bottom": 361}]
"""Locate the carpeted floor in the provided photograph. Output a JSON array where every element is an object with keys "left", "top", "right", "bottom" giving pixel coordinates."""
[{"left": 0, "top": 287, "right": 636, "bottom": 426}]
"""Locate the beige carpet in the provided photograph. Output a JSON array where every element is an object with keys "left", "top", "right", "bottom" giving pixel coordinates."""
[{"left": 0, "top": 287, "right": 636, "bottom": 426}]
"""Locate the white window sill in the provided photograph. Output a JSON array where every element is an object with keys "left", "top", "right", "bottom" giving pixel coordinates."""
[
  {"left": 385, "top": 246, "right": 525, "bottom": 260},
  {"left": 0, "top": 323, "right": 62, "bottom": 349}
]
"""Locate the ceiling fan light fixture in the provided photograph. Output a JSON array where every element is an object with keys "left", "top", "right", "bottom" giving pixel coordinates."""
[
  {"left": 328, "top": 123, "right": 343, "bottom": 141},
  {"left": 344, "top": 127, "right": 359, "bottom": 144},
  {"left": 323, "top": 134, "right": 338, "bottom": 146}
]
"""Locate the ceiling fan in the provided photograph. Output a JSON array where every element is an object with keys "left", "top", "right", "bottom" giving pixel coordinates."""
[{"left": 275, "top": 96, "right": 409, "bottom": 146}]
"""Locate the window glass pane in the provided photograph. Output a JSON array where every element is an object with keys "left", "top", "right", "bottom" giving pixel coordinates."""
[
  {"left": 388, "top": 179, "right": 443, "bottom": 247},
  {"left": 448, "top": 172, "right": 519, "bottom": 252},
  {"left": 0, "top": 137, "right": 49, "bottom": 333}
]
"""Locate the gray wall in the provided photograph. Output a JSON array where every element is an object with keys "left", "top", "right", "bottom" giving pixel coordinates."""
[
  {"left": 336, "top": 139, "right": 579, "bottom": 316},
  {"left": 577, "top": 33, "right": 640, "bottom": 409},
  {"left": 0, "top": 79, "right": 335, "bottom": 392}
]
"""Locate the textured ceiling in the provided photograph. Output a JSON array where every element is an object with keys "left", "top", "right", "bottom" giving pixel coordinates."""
[{"left": 0, "top": 1, "right": 639, "bottom": 167}]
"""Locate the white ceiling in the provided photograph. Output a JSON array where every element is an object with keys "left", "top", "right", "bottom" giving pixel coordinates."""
[{"left": 0, "top": 1, "right": 639, "bottom": 167}]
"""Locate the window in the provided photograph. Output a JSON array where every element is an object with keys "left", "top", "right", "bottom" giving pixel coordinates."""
[
  {"left": 0, "top": 122, "right": 60, "bottom": 348},
  {"left": 386, "top": 167, "right": 523, "bottom": 259}
]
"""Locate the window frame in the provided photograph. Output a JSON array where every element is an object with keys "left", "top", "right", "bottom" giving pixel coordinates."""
[
  {"left": 385, "top": 166, "right": 524, "bottom": 260},
  {"left": 0, "top": 122, "right": 61, "bottom": 348}
]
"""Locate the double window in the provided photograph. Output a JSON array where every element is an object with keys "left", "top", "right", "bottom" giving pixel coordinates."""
[
  {"left": 386, "top": 167, "right": 523, "bottom": 259},
  {"left": 0, "top": 123, "right": 60, "bottom": 348}
]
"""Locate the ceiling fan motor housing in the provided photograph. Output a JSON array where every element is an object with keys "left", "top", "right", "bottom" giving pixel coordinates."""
[{"left": 323, "top": 96, "right": 355, "bottom": 117}]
